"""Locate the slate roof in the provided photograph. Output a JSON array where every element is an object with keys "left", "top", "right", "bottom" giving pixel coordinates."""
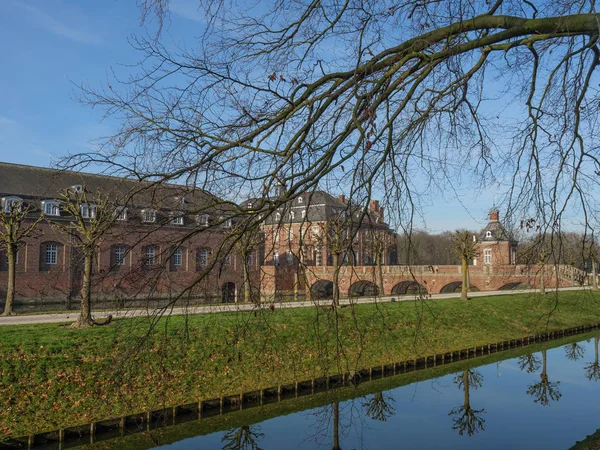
[
  {"left": 0, "top": 162, "right": 232, "bottom": 224},
  {"left": 479, "top": 214, "right": 516, "bottom": 243}
]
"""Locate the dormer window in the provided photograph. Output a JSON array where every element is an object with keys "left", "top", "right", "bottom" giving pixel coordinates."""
[
  {"left": 2, "top": 196, "right": 23, "bottom": 213},
  {"left": 70, "top": 184, "right": 84, "bottom": 194},
  {"left": 80, "top": 203, "right": 96, "bottom": 219},
  {"left": 197, "top": 214, "right": 210, "bottom": 226},
  {"left": 170, "top": 212, "right": 184, "bottom": 226},
  {"left": 223, "top": 218, "right": 232, "bottom": 228},
  {"left": 42, "top": 200, "right": 60, "bottom": 216},
  {"left": 275, "top": 212, "right": 281, "bottom": 221},
  {"left": 298, "top": 197, "right": 303, "bottom": 204},
  {"left": 486, "top": 231, "right": 492, "bottom": 238},
  {"left": 114, "top": 207, "right": 127, "bottom": 221},
  {"left": 290, "top": 211, "right": 295, "bottom": 220},
  {"left": 141, "top": 209, "right": 157, "bottom": 223}
]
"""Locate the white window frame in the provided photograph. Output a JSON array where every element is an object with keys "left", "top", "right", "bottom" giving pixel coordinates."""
[
  {"left": 172, "top": 248, "right": 183, "bottom": 266},
  {"left": 80, "top": 203, "right": 96, "bottom": 219},
  {"left": 170, "top": 212, "right": 184, "bottom": 226},
  {"left": 198, "top": 248, "right": 208, "bottom": 267},
  {"left": 287, "top": 251, "right": 294, "bottom": 266},
  {"left": 197, "top": 214, "right": 210, "bottom": 226},
  {"left": 486, "top": 231, "right": 492, "bottom": 238},
  {"left": 2, "top": 196, "right": 23, "bottom": 213},
  {"left": 273, "top": 251, "right": 279, "bottom": 266},
  {"left": 144, "top": 246, "right": 155, "bottom": 266},
  {"left": 43, "top": 200, "right": 60, "bottom": 216},
  {"left": 46, "top": 244, "right": 57, "bottom": 265},
  {"left": 484, "top": 248, "right": 492, "bottom": 265},
  {"left": 298, "top": 197, "right": 303, "bottom": 204},
  {"left": 114, "top": 246, "right": 126, "bottom": 266},
  {"left": 114, "top": 206, "right": 127, "bottom": 221},
  {"left": 141, "top": 209, "right": 157, "bottom": 223},
  {"left": 288, "top": 228, "right": 294, "bottom": 241}
]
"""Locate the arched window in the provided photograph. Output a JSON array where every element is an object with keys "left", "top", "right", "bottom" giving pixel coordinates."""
[
  {"left": 42, "top": 200, "right": 60, "bottom": 216},
  {"left": 486, "top": 231, "right": 492, "bottom": 238},
  {"left": 2, "top": 196, "right": 23, "bottom": 213}
]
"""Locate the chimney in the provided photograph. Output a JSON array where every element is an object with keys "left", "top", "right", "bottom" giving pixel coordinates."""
[
  {"left": 489, "top": 210, "right": 499, "bottom": 222},
  {"left": 338, "top": 195, "right": 346, "bottom": 204},
  {"left": 369, "top": 200, "right": 379, "bottom": 212}
]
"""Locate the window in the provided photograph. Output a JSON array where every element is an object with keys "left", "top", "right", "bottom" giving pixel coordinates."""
[
  {"left": 170, "top": 212, "right": 184, "bottom": 225},
  {"left": 314, "top": 247, "right": 322, "bottom": 266},
  {"left": 290, "top": 211, "right": 295, "bottom": 220},
  {"left": 312, "top": 226, "right": 320, "bottom": 237},
  {"left": 287, "top": 251, "right": 294, "bottom": 266},
  {"left": 114, "top": 246, "right": 127, "bottom": 265},
  {"left": 144, "top": 247, "right": 156, "bottom": 266},
  {"left": 484, "top": 248, "right": 492, "bottom": 265},
  {"left": 300, "top": 228, "right": 305, "bottom": 241},
  {"left": 197, "top": 214, "right": 210, "bottom": 226},
  {"left": 288, "top": 228, "right": 294, "bottom": 241},
  {"left": 3, "top": 250, "right": 18, "bottom": 267},
  {"left": 223, "top": 218, "right": 232, "bottom": 228},
  {"left": 275, "top": 212, "right": 281, "bottom": 221},
  {"left": 114, "top": 207, "right": 127, "bottom": 221},
  {"left": 197, "top": 248, "right": 208, "bottom": 267},
  {"left": 273, "top": 251, "right": 279, "bottom": 266},
  {"left": 273, "top": 229, "right": 279, "bottom": 242},
  {"left": 246, "top": 252, "right": 253, "bottom": 267},
  {"left": 486, "top": 231, "right": 492, "bottom": 238},
  {"left": 80, "top": 204, "right": 96, "bottom": 219},
  {"left": 301, "top": 209, "right": 306, "bottom": 219},
  {"left": 43, "top": 201, "right": 60, "bottom": 216},
  {"left": 46, "top": 244, "right": 57, "bottom": 265},
  {"left": 172, "top": 248, "right": 183, "bottom": 266},
  {"left": 141, "top": 209, "right": 156, "bottom": 223},
  {"left": 2, "top": 196, "right": 23, "bottom": 213},
  {"left": 298, "top": 197, "right": 303, "bottom": 204},
  {"left": 224, "top": 254, "right": 232, "bottom": 265}
]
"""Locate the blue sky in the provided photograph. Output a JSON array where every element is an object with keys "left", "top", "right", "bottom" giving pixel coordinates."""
[{"left": 0, "top": 0, "right": 524, "bottom": 232}]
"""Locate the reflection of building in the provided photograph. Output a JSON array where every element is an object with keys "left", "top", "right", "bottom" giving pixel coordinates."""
[{"left": 474, "top": 210, "right": 518, "bottom": 266}]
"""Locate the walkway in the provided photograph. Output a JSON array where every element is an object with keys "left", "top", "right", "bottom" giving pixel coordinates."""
[{"left": 0, "top": 286, "right": 589, "bottom": 326}]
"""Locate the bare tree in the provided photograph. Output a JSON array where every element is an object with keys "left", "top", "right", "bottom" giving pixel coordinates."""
[
  {"left": 362, "top": 391, "right": 396, "bottom": 422},
  {"left": 0, "top": 199, "right": 42, "bottom": 316},
  {"left": 449, "top": 370, "right": 485, "bottom": 436},
  {"left": 584, "top": 337, "right": 600, "bottom": 381},
  {"left": 452, "top": 231, "right": 478, "bottom": 300},
  {"left": 53, "top": 187, "right": 120, "bottom": 327},
  {"left": 526, "top": 350, "right": 562, "bottom": 406},
  {"left": 67, "top": 0, "right": 600, "bottom": 256}
]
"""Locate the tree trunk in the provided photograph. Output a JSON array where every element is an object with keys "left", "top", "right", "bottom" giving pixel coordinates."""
[
  {"left": 2, "top": 243, "right": 17, "bottom": 316},
  {"left": 376, "top": 251, "right": 384, "bottom": 297},
  {"left": 593, "top": 259, "right": 598, "bottom": 290},
  {"left": 461, "top": 254, "right": 469, "bottom": 300},
  {"left": 539, "top": 265, "right": 546, "bottom": 295},
  {"left": 332, "top": 253, "right": 340, "bottom": 307},
  {"left": 243, "top": 253, "right": 252, "bottom": 304},
  {"left": 74, "top": 248, "right": 94, "bottom": 328},
  {"left": 595, "top": 337, "right": 599, "bottom": 366},
  {"left": 463, "top": 371, "right": 470, "bottom": 408}
]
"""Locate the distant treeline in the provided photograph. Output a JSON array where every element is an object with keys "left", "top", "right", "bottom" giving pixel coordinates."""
[{"left": 397, "top": 230, "right": 596, "bottom": 270}]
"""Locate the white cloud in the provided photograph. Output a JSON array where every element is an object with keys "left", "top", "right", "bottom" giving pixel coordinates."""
[{"left": 11, "top": 1, "right": 104, "bottom": 45}]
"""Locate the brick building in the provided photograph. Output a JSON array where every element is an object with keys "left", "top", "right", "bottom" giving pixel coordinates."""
[
  {"left": 0, "top": 162, "right": 256, "bottom": 309},
  {"left": 474, "top": 209, "right": 518, "bottom": 266}
]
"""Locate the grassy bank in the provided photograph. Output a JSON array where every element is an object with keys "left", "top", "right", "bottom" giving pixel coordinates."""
[{"left": 2, "top": 290, "right": 600, "bottom": 437}]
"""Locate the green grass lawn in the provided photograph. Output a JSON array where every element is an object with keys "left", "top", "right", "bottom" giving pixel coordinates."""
[{"left": 1, "top": 290, "right": 600, "bottom": 437}]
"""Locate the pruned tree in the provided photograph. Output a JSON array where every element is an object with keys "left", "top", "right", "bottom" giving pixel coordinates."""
[
  {"left": 518, "top": 353, "right": 542, "bottom": 373},
  {"left": 53, "top": 187, "right": 120, "bottom": 328},
  {"left": 0, "top": 198, "right": 42, "bottom": 316},
  {"left": 452, "top": 231, "right": 478, "bottom": 300},
  {"left": 564, "top": 342, "right": 586, "bottom": 361},
  {"left": 221, "top": 425, "right": 265, "bottom": 450}
]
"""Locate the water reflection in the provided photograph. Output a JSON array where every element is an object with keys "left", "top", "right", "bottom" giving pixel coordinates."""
[
  {"left": 362, "top": 391, "right": 396, "bottom": 422},
  {"left": 564, "top": 342, "right": 586, "bottom": 361},
  {"left": 221, "top": 425, "right": 265, "bottom": 450},
  {"left": 584, "top": 336, "right": 600, "bottom": 381},
  {"left": 526, "top": 349, "right": 562, "bottom": 406},
  {"left": 448, "top": 370, "right": 485, "bottom": 436},
  {"left": 518, "top": 353, "right": 541, "bottom": 373}
]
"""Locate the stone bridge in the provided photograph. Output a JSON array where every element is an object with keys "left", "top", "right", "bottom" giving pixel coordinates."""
[{"left": 260, "top": 264, "right": 586, "bottom": 300}]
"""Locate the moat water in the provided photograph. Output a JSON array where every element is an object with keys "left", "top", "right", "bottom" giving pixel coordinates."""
[{"left": 156, "top": 335, "right": 600, "bottom": 450}]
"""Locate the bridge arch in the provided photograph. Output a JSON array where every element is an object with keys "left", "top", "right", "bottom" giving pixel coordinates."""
[
  {"left": 498, "top": 282, "right": 526, "bottom": 290},
  {"left": 311, "top": 280, "right": 334, "bottom": 300},
  {"left": 440, "top": 281, "right": 481, "bottom": 294},
  {"left": 349, "top": 280, "right": 379, "bottom": 297},
  {"left": 391, "top": 281, "right": 427, "bottom": 295}
]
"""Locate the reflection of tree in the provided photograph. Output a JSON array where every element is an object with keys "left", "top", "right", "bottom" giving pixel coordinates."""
[
  {"left": 362, "top": 391, "right": 396, "bottom": 422},
  {"left": 332, "top": 401, "right": 342, "bottom": 450},
  {"left": 564, "top": 342, "right": 586, "bottom": 361},
  {"left": 518, "top": 354, "right": 542, "bottom": 373},
  {"left": 449, "top": 370, "right": 485, "bottom": 436},
  {"left": 526, "top": 350, "right": 561, "bottom": 406},
  {"left": 584, "top": 337, "right": 600, "bottom": 381},
  {"left": 221, "top": 425, "right": 264, "bottom": 450}
]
